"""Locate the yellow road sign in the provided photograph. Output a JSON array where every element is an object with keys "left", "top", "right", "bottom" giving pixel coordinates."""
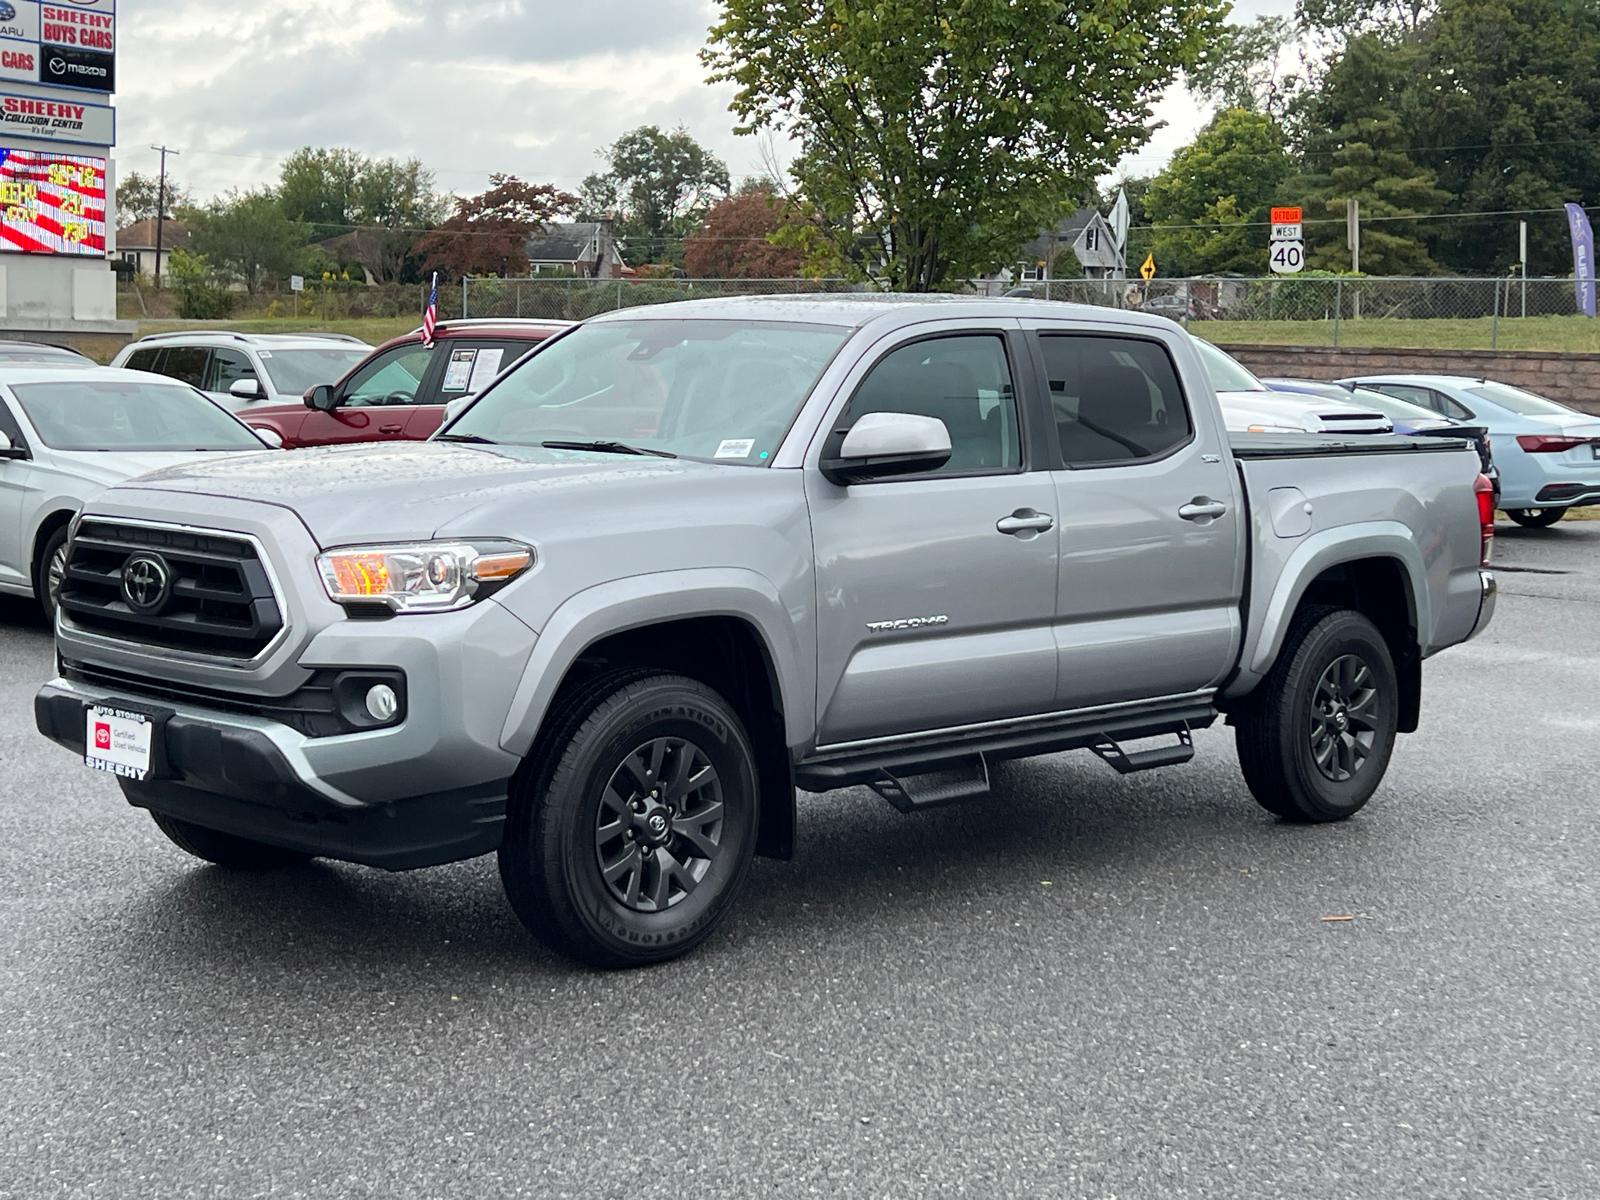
[{"left": 1140, "top": 253, "right": 1156, "bottom": 281}]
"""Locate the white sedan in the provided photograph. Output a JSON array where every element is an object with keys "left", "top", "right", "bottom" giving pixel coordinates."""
[
  {"left": 1191, "top": 338, "right": 1392, "bottom": 435},
  {"left": 0, "top": 366, "right": 281, "bottom": 619}
]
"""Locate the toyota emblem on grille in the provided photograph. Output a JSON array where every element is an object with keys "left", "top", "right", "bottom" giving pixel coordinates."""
[{"left": 121, "top": 555, "right": 172, "bottom": 613}]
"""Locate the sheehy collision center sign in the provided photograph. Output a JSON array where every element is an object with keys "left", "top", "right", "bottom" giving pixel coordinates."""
[
  {"left": 0, "top": 88, "right": 110, "bottom": 144},
  {"left": 0, "top": 0, "right": 116, "bottom": 95}
]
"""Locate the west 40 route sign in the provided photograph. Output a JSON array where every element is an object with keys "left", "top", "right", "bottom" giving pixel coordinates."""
[{"left": 1270, "top": 206, "right": 1304, "bottom": 275}]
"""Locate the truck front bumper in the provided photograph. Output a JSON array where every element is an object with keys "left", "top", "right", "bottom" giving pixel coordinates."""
[{"left": 34, "top": 600, "right": 539, "bottom": 871}]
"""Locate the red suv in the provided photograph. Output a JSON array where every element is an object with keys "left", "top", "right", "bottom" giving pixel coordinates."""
[{"left": 239, "top": 319, "right": 570, "bottom": 448}]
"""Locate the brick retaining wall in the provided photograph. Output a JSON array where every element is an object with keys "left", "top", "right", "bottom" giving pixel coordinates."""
[{"left": 1216, "top": 344, "right": 1600, "bottom": 416}]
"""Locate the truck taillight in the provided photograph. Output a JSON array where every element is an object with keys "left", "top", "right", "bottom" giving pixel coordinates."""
[{"left": 1474, "top": 473, "right": 1495, "bottom": 565}]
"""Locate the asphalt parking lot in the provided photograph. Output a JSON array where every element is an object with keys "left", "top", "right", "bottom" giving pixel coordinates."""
[{"left": 1, "top": 519, "right": 1597, "bottom": 1200}]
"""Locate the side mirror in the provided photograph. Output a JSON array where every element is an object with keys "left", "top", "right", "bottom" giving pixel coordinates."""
[
  {"left": 0, "top": 429, "right": 24, "bottom": 459},
  {"left": 305, "top": 384, "right": 337, "bottom": 412},
  {"left": 820, "top": 411, "right": 952, "bottom": 486},
  {"left": 229, "top": 377, "right": 263, "bottom": 399},
  {"left": 250, "top": 425, "right": 284, "bottom": 449}
]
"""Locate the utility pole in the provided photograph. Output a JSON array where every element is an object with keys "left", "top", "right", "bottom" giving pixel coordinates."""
[
  {"left": 1346, "top": 197, "right": 1360, "bottom": 274},
  {"left": 149, "top": 144, "right": 179, "bottom": 290}
]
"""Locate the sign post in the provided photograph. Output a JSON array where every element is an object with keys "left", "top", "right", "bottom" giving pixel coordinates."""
[{"left": 1269, "top": 206, "right": 1304, "bottom": 276}]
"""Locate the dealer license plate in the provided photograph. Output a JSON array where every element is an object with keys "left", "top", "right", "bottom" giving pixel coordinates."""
[{"left": 84, "top": 705, "right": 152, "bottom": 780}]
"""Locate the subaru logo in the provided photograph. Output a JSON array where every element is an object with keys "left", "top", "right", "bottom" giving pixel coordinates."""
[
  {"left": 121, "top": 555, "right": 171, "bottom": 613},
  {"left": 0, "top": 4, "right": 16, "bottom": 22}
]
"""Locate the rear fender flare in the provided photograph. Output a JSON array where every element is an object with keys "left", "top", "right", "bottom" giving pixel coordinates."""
[
  {"left": 497, "top": 567, "right": 812, "bottom": 758},
  {"left": 1226, "top": 522, "right": 1427, "bottom": 699}
]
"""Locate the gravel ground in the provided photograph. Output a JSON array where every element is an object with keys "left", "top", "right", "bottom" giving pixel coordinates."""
[{"left": 1, "top": 518, "right": 1596, "bottom": 1200}]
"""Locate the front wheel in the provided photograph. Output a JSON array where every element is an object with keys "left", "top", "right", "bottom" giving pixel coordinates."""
[
  {"left": 34, "top": 525, "right": 68, "bottom": 623},
  {"left": 499, "top": 673, "right": 760, "bottom": 967},
  {"left": 1235, "top": 607, "right": 1399, "bottom": 822},
  {"left": 1504, "top": 507, "right": 1567, "bottom": 528}
]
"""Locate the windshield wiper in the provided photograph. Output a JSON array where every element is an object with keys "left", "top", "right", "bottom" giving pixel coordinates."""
[
  {"left": 542, "top": 439, "right": 676, "bottom": 459},
  {"left": 434, "top": 432, "right": 499, "bottom": 444}
]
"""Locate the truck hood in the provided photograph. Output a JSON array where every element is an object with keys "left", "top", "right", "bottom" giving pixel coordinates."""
[
  {"left": 44, "top": 447, "right": 270, "bottom": 488},
  {"left": 116, "top": 441, "right": 723, "bottom": 546}
]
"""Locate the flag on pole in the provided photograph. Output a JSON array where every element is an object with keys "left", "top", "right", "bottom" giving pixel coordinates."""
[
  {"left": 1565, "top": 204, "right": 1595, "bottom": 317},
  {"left": 422, "top": 272, "right": 439, "bottom": 345}
]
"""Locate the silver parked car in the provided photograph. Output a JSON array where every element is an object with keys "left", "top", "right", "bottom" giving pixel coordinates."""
[
  {"left": 111, "top": 332, "right": 372, "bottom": 411},
  {"left": 0, "top": 366, "right": 281, "bottom": 618}
]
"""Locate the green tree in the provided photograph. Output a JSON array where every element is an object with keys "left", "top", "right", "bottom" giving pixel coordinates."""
[
  {"left": 116, "top": 170, "right": 192, "bottom": 224},
  {"left": 580, "top": 125, "right": 731, "bottom": 265},
  {"left": 704, "top": 0, "right": 1227, "bottom": 291},
  {"left": 183, "top": 189, "right": 311, "bottom": 294},
  {"left": 1186, "top": 16, "right": 1303, "bottom": 120},
  {"left": 278, "top": 147, "right": 449, "bottom": 280},
  {"left": 277, "top": 147, "right": 366, "bottom": 236},
  {"left": 1144, "top": 109, "right": 1295, "bottom": 274}
]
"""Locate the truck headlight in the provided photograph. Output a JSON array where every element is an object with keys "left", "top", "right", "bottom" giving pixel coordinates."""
[{"left": 316, "top": 540, "right": 534, "bottom": 613}]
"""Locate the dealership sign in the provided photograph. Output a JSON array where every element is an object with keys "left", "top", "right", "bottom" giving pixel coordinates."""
[
  {"left": 0, "top": 88, "right": 110, "bottom": 143},
  {"left": 0, "top": 1, "right": 115, "bottom": 95},
  {"left": 0, "top": 146, "right": 106, "bottom": 255}
]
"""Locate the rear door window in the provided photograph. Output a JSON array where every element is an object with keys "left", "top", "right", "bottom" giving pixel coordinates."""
[
  {"left": 1039, "top": 335, "right": 1193, "bottom": 466},
  {"left": 158, "top": 346, "right": 209, "bottom": 388},
  {"left": 123, "top": 347, "right": 159, "bottom": 372}
]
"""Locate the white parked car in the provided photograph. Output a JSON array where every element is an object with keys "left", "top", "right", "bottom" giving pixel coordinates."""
[
  {"left": 110, "top": 332, "right": 372, "bottom": 411},
  {"left": 0, "top": 366, "right": 281, "bottom": 619},
  {"left": 1192, "top": 338, "right": 1392, "bottom": 435}
]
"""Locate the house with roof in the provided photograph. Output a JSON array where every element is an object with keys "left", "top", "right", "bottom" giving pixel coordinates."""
[
  {"left": 116, "top": 218, "right": 192, "bottom": 279},
  {"left": 523, "top": 220, "right": 627, "bottom": 277},
  {"left": 1017, "top": 207, "right": 1126, "bottom": 280}
]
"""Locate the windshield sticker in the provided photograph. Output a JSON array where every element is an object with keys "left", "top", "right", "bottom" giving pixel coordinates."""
[
  {"left": 258, "top": 350, "right": 272, "bottom": 357},
  {"left": 465, "top": 348, "right": 503, "bottom": 394},
  {"left": 442, "top": 348, "right": 478, "bottom": 392},
  {"left": 714, "top": 438, "right": 755, "bottom": 459}
]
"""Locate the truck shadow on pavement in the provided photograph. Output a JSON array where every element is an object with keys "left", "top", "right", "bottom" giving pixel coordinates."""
[{"left": 111, "top": 745, "right": 1363, "bottom": 987}]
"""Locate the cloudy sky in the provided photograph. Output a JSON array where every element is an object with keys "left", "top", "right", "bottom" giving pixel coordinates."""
[{"left": 113, "top": 0, "right": 1293, "bottom": 203}]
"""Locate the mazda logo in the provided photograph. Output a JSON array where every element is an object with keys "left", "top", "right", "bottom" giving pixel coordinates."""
[
  {"left": 48, "top": 58, "right": 64, "bottom": 74},
  {"left": 121, "top": 555, "right": 171, "bottom": 612}
]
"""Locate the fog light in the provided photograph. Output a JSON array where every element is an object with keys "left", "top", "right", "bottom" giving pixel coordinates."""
[{"left": 365, "top": 684, "right": 400, "bottom": 722}]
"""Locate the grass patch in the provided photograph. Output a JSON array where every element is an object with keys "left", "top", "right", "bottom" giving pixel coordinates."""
[{"left": 1197, "top": 314, "right": 1600, "bottom": 353}]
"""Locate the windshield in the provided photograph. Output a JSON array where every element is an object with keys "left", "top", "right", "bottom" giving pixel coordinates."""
[
  {"left": 1346, "top": 387, "right": 1451, "bottom": 426},
  {"left": 1465, "top": 381, "right": 1577, "bottom": 418},
  {"left": 258, "top": 347, "right": 370, "bottom": 395},
  {"left": 1193, "top": 339, "right": 1267, "bottom": 392},
  {"left": 11, "top": 379, "right": 266, "bottom": 452},
  {"left": 446, "top": 319, "right": 850, "bottom": 462}
]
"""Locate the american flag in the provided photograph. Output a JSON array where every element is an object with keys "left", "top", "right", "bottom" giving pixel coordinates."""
[{"left": 422, "top": 273, "right": 439, "bottom": 346}]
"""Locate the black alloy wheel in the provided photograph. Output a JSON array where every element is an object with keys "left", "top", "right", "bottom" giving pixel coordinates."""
[
  {"left": 499, "top": 672, "right": 759, "bottom": 967},
  {"left": 595, "top": 736, "right": 726, "bottom": 913},
  {"left": 1235, "top": 606, "right": 1399, "bottom": 822},
  {"left": 1504, "top": 507, "right": 1567, "bottom": 528}
]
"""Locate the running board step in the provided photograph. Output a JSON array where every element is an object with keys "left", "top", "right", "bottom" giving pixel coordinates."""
[
  {"left": 868, "top": 754, "right": 991, "bottom": 813},
  {"left": 1089, "top": 726, "right": 1194, "bottom": 775}
]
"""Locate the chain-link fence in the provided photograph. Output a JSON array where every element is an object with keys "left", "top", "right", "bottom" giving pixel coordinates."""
[{"left": 443, "top": 275, "right": 1590, "bottom": 349}]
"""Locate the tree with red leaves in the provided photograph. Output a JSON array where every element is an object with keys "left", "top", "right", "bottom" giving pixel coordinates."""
[
  {"left": 413, "top": 175, "right": 576, "bottom": 279},
  {"left": 682, "top": 186, "right": 808, "bottom": 278}
]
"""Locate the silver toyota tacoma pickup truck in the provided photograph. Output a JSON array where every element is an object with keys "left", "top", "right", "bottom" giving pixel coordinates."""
[{"left": 35, "top": 296, "right": 1497, "bottom": 965}]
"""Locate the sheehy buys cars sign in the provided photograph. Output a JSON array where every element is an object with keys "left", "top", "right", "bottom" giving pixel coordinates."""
[{"left": 0, "top": 0, "right": 116, "bottom": 94}]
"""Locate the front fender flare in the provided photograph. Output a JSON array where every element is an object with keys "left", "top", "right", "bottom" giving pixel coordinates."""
[{"left": 496, "top": 567, "right": 812, "bottom": 758}]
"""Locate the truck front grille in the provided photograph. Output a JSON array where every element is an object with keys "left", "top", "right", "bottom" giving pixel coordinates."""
[{"left": 58, "top": 520, "right": 284, "bottom": 660}]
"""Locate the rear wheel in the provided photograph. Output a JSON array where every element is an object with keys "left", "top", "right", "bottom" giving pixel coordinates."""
[
  {"left": 499, "top": 672, "right": 759, "bottom": 967},
  {"left": 149, "top": 811, "right": 312, "bottom": 870},
  {"left": 33, "top": 525, "right": 68, "bottom": 623},
  {"left": 1504, "top": 507, "right": 1567, "bottom": 528},
  {"left": 1235, "top": 607, "right": 1399, "bottom": 822}
]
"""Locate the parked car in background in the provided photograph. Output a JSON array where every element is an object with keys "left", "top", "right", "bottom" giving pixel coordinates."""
[
  {"left": 0, "top": 341, "right": 96, "bottom": 366},
  {"left": 1191, "top": 339, "right": 1392, "bottom": 434},
  {"left": 0, "top": 367, "right": 281, "bottom": 619},
  {"left": 238, "top": 319, "right": 571, "bottom": 449},
  {"left": 1346, "top": 375, "right": 1600, "bottom": 526},
  {"left": 111, "top": 332, "right": 372, "bottom": 412},
  {"left": 1265, "top": 377, "right": 1497, "bottom": 488}
]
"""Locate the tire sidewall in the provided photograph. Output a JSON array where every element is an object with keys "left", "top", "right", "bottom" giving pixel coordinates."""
[
  {"left": 1283, "top": 614, "right": 1398, "bottom": 819},
  {"left": 548, "top": 682, "right": 758, "bottom": 963},
  {"left": 35, "top": 525, "right": 68, "bottom": 621}
]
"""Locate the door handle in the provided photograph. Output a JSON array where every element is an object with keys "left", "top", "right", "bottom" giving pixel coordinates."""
[
  {"left": 379, "top": 423, "right": 406, "bottom": 434},
  {"left": 997, "top": 508, "right": 1054, "bottom": 536},
  {"left": 1178, "top": 497, "right": 1228, "bottom": 521}
]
